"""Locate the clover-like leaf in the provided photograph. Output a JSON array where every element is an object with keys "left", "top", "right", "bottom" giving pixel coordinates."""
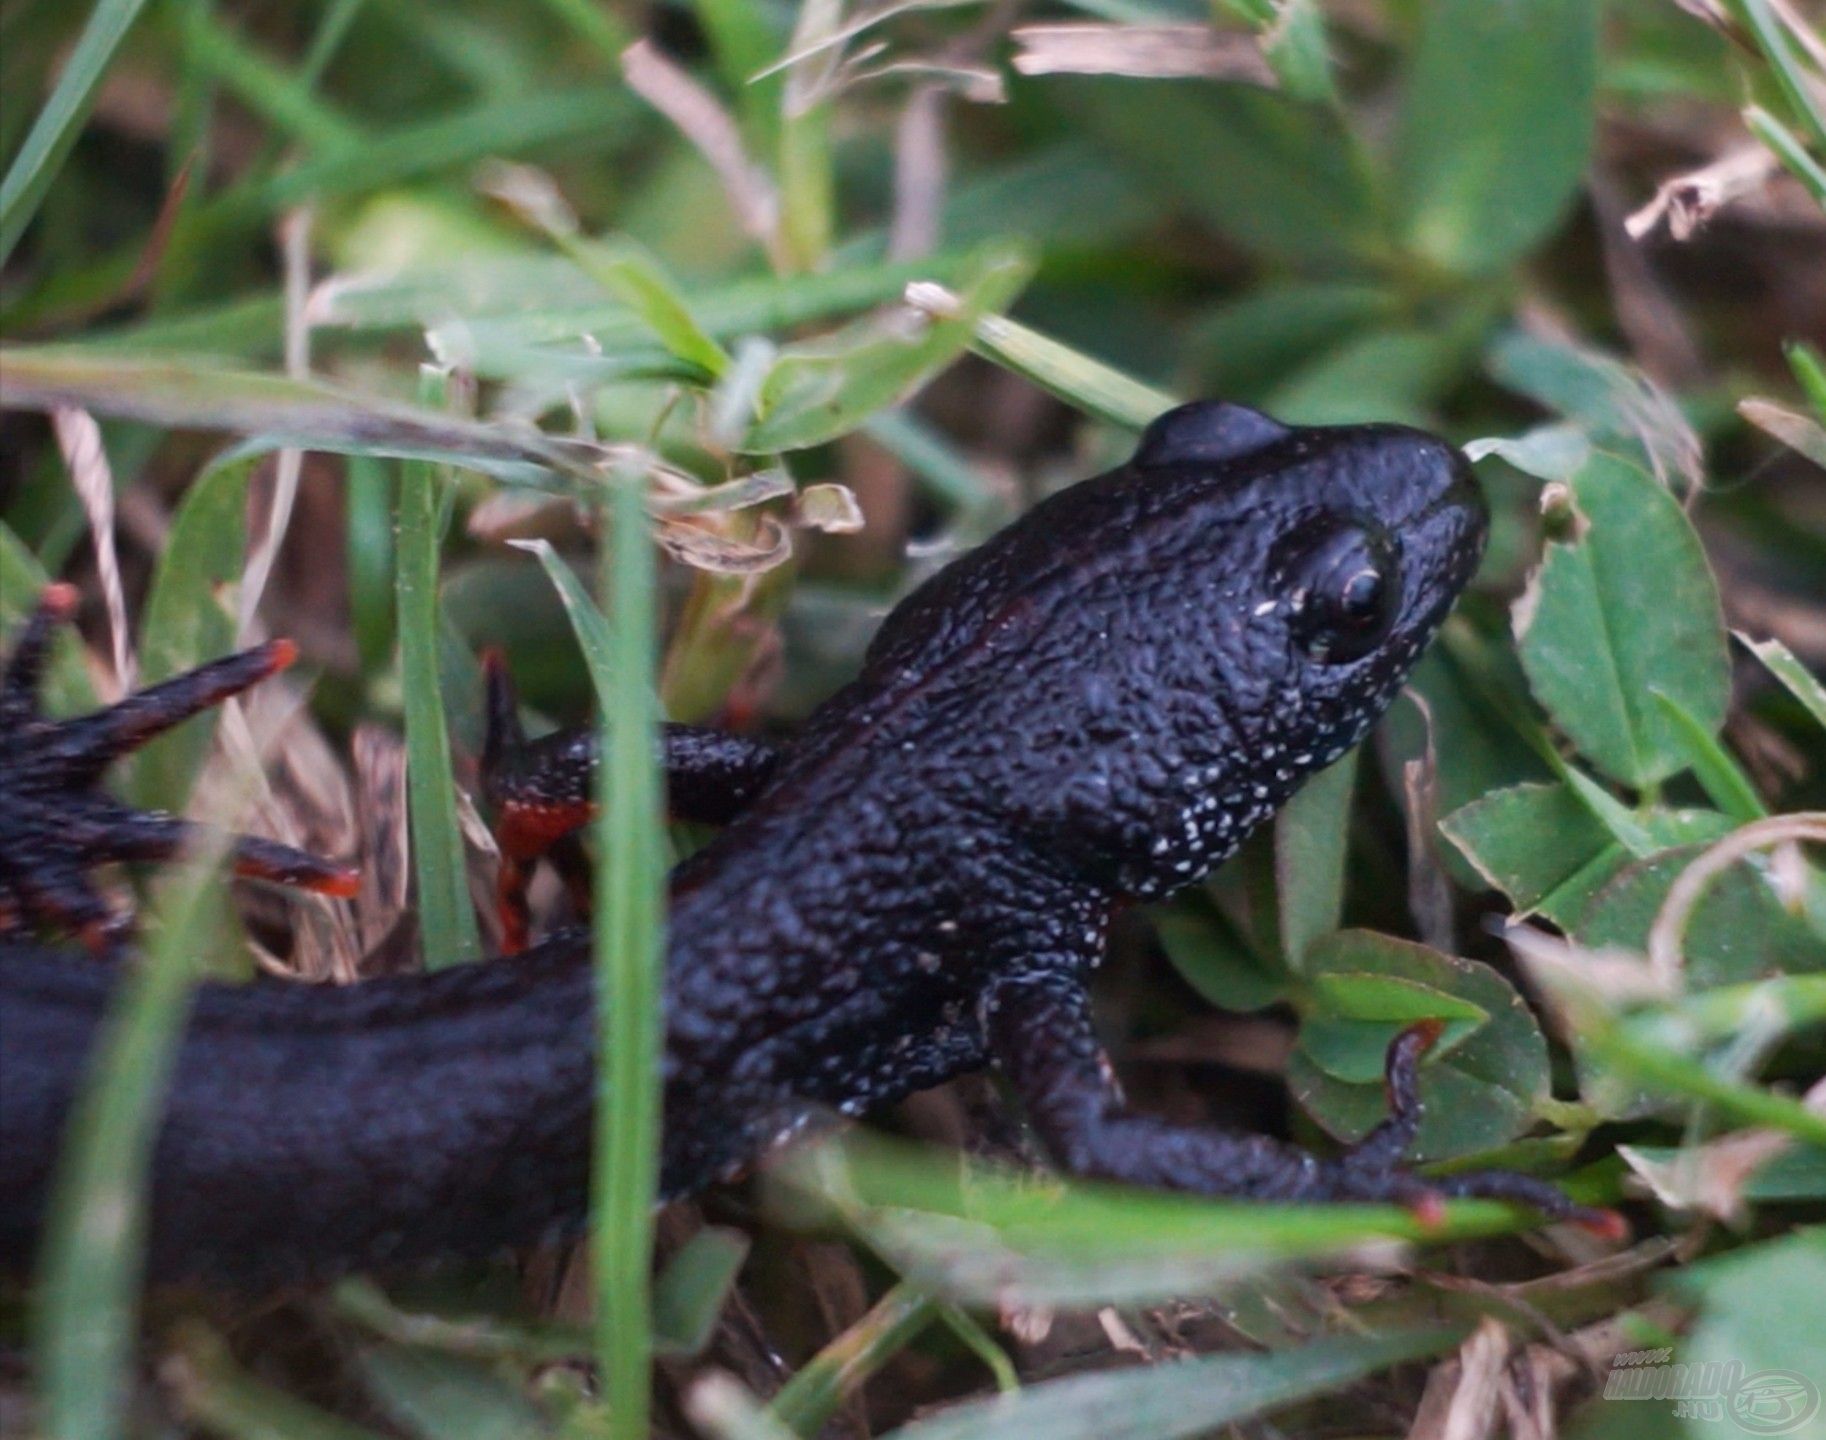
[
  {"left": 1515, "top": 452, "right": 1730, "bottom": 788},
  {"left": 1290, "top": 931, "right": 1549, "bottom": 1160}
]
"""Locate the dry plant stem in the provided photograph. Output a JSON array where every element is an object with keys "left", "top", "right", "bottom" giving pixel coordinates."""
[
  {"left": 1647, "top": 812, "right": 1826, "bottom": 990},
  {"left": 52, "top": 404, "right": 132, "bottom": 695},
  {"left": 239, "top": 205, "right": 314, "bottom": 642},
  {"left": 620, "top": 40, "right": 782, "bottom": 266}
]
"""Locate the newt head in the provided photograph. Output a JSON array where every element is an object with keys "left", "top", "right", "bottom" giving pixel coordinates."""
[{"left": 907, "top": 399, "right": 1489, "bottom": 902}]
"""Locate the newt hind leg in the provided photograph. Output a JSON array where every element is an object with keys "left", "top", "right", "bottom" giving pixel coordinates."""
[{"left": 0, "top": 586, "right": 359, "bottom": 952}]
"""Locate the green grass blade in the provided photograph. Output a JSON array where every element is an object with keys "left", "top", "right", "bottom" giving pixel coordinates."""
[
  {"left": 1599, "top": 1020, "right": 1826, "bottom": 1145},
  {"left": 1744, "top": 104, "right": 1826, "bottom": 210},
  {"left": 0, "top": 346, "right": 585, "bottom": 487},
  {"left": 0, "top": 0, "right": 153, "bottom": 267},
  {"left": 652, "top": 1228, "right": 752, "bottom": 1357},
  {"left": 173, "top": 1324, "right": 393, "bottom": 1440},
  {"left": 861, "top": 409, "right": 995, "bottom": 511},
  {"left": 1787, "top": 341, "right": 1826, "bottom": 423},
  {"left": 768, "top": 1285, "right": 935, "bottom": 1436},
  {"left": 593, "top": 471, "right": 666, "bottom": 1440},
  {"left": 1739, "top": 632, "right": 1826, "bottom": 732},
  {"left": 176, "top": 4, "right": 364, "bottom": 153},
  {"left": 395, "top": 367, "right": 483, "bottom": 969},
  {"left": 34, "top": 862, "right": 229, "bottom": 1440},
  {"left": 876, "top": 1327, "right": 1460, "bottom": 1440},
  {"left": 907, "top": 288, "right": 1177, "bottom": 430},
  {"left": 1649, "top": 688, "right": 1768, "bottom": 823},
  {"left": 557, "top": 236, "right": 732, "bottom": 378},
  {"left": 527, "top": 0, "right": 633, "bottom": 58},
  {"left": 1735, "top": 0, "right": 1826, "bottom": 154},
  {"left": 513, "top": 539, "right": 617, "bottom": 663}
]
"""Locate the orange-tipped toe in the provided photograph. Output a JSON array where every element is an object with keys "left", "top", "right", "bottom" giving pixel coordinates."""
[
  {"left": 1408, "top": 1191, "right": 1449, "bottom": 1229},
  {"left": 304, "top": 864, "right": 363, "bottom": 900},
  {"left": 1405, "top": 1017, "right": 1447, "bottom": 1053},
  {"left": 263, "top": 637, "right": 299, "bottom": 674},
  {"left": 1579, "top": 1208, "right": 1631, "bottom": 1242}
]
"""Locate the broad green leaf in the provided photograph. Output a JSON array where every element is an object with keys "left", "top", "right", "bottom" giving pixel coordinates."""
[
  {"left": 743, "top": 249, "right": 1031, "bottom": 452},
  {"left": 876, "top": 1328, "right": 1459, "bottom": 1440},
  {"left": 1395, "top": 0, "right": 1597, "bottom": 273},
  {"left": 1267, "top": 327, "right": 1467, "bottom": 428},
  {"left": 652, "top": 1227, "right": 749, "bottom": 1358},
  {"left": 1301, "top": 973, "right": 1488, "bottom": 1085},
  {"left": 132, "top": 453, "right": 255, "bottom": 814},
  {"left": 1290, "top": 931, "right": 1548, "bottom": 1159},
  {"left": 1153, "top": 894, "right": 1289, "bottom": 1015},
  {"left": 1486, "top": 331, "right": 1699, "bottom": 486},
  {"left": 1442, "top": 782, "right": 1628, "bottom": 925},
  {"left": 1187, "top": 281, "right": 1396, "bottom": 397},
  {"left": 1576, "top": 845, "right": 1825, "bottom": 989},
  {"left": 1515, "top": 452, "right": 1730, "bottom": 787},
  {"left": 1442, "top": 782, "right": 1735, "bottom": 925},
  {"left": 1670, "top": 1231, "right": 1826, "bottom": 1440},
  {"left": 1062, "top": 78, "right": 1383, "bottom": 270},
  {"left": 1275, "top": 749, "right": 1358, "bottom": 968}
]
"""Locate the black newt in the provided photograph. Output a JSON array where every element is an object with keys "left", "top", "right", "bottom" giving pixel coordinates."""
[{"left": 0, "top": 402, "right": 1621, "bottom": 1288}]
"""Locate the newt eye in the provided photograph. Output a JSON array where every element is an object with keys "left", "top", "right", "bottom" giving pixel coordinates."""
[{"left": 1282, "top": 522, "right": 1400, "bottom": 664}]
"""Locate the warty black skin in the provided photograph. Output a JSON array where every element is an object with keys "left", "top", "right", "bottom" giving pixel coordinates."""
[{"left": 0, "top": 401, "right": 1613, "bottom": 1289}]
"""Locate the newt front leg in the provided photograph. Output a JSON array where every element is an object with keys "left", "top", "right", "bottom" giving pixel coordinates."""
[{"left": 982, "top": 966, "right": 1625, "bottom": 1235}]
